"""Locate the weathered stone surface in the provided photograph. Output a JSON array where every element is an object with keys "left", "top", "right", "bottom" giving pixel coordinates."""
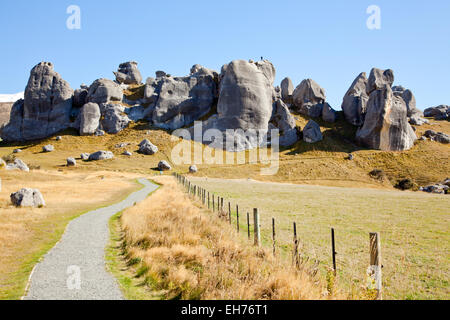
[
  {"left": 303, "top": 120, "right": 323, "bottom": 143},
  {"left": 270, "top": 100, "right": 299, "bottom": 146},
  {"left": 189, "top": 165, "right": 198, "bottom": 173},
  {"left": 341, "top": 72, "right": 369, "bottom": 126},
  {"left": 280, "top": 77, "right": 294, "bottom": 104},
  {"left": 86, "top": 79, "right": 123, "bottom": 104},
  {"left": 409, "top": 114, "right": 429, "bottom": 126},
  {"left": 392, "top": 86, "right": 428, "bottom": 125},
  {"left": 11, "top": 188, "right": 45, "bottom": 207},
  {"left": 123, "top": 151, "right": 132, "bottom": 156},
  {"left": 95, "top": 129, "right": 105, "bottom": 136},
  {"left": 88, "top": 151, "right": 114, "bottom": 161},
  {"left": 356, "top": 86, "right": 417, "bottom": 151},
  {"left": 367, "top": 68, "right": 394, "bottom": 94},
  {"left": 79, "top": 103, "right": 101, "bottom": 136},
  {"left": 42, "top": 145, "right": 54, "bottom": 153},
  {"left": 67, "top": 157, "right": 76, "bottom": 166},
  {"left": 80, "top": 153, "right": 90, "bottom": 160},
  {"left": 151, "top": 65, "right": 217, "bottom": 130},
  {"left": 424, "top": 130, "right": 450, "bottom": 144},
  {"left": 73, "top": 87, "right": 88, "bottom": 108},
  {"left": 158, "top": 160, "right": 171, "bottom": 171},
  {"left": 322, "top": 103, "right": 337, "bottom": 123},
  {"left": 114, "top": 61, "right": 142, "bottom": 85},
  {"left": 138, "top": 139, "right": 158, "bottom": 155},
  {"left": 1, "top": 62, "right": 73, "bottom": 142},
  {"left": 197, "top": 60, "right": 276, "bottom": 151},
  {"left": 424, "top": 105, "right": 450, "bottom": 120},
  {"left": 292, "top": 79, "right": 326, "bottom": 117},
  {"left": 6, "top": 159, "right": 29, "bottom": 172},
  {"left": 100, "top": 104, "right": 131, "bottom": 134},
  {"left": 0, "top": 102, "right": 14, "bottom": 130}
]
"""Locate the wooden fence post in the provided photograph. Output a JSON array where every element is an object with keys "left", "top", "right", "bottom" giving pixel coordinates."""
[
  {"left": 228, "top": 202, "right": 231, "bottom": 224},
  {"left": 253, "top": 208, "right": 260, "bottom": 247},
  {"left": 293, "top": 222, "right": 299, "bottom": 268},
  {"left": 208, "top": 192, "right": 210, "bottom": 209},
  {"left": 369, "top": 232, "right": 382, "bottom": 300},
  {"left": 331, "top": 228, "right": 337, "bottom": 276},
  {"left": 212, "top": 195, "right": 215, "bottom": 212},
  {"left": 236, "top": 205, "right": 239, "bottom": 232},
  {"left": 272, "top": 218, "right": 276, "bottom": 257},
  {"left": 247, "top": 212, "right": 250, "bottom": 240}
]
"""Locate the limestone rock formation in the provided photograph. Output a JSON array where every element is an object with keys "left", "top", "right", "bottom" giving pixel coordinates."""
[
  {"left": 138, "top": 139, "right": 158, "bottom": 155},
  {"left": 42, "top": 145, "right": 54, "bottom": 153},
  {"left": 303, "top": 120, "right": 323, "bottom": 143},
  {"left": 114, "top": 61, "right": 142, "bottom": 85},
  {"left": 67, "top": 158, "right": 76, "bottom": 166},
  {"left": 88, "top": 151, "right": 114, "bottom": 161},
  {"left": 367, "top": 68, "right": 394, "bottom": 94},
  {"left": 5, "top": 159, "right": 29, "bottom": 172},
  {"left": 149, "top": 65, "right": 218, "bottom": 130},
  {"left": 1, "top": 62, "right": 73, "bottom": 141},
  {"left": 80, "top": 153, "right": 90, "bottom": 160},
  {"left": 158, "top": 160, "right": 171, "bottom": 171},
  {"left": 341, "top": 72, "right": 369, "bottom": 126},
  {"left": 280, "top": 77, "right": 294, "bottom": 104},
  {"left": 356, "top": 85, "right": 417, "bottom": 151},
  {"left": 189, "top": 165, "right": 198, "bottom": 173},
  {"left": 292, "top": 79, "right": 326, "bottom": 118},
  {"left": 270, "top": 100, "right": 299, "bottom": 146},
  {"left": 86, "top": 79, "right": 123, "bottom": 104},
  {"left": 392, "top": 86, "right": 428, "bottom": 125},
  {"left": 424, "top": 105, "right": 449, "bottom": 121},
  {"left": 11, "top": 188, "right": 45, "bottom": 208},
  {"left": 322, "top": 103, "right": 337, "bottom": 123},
  {"left": 79, "top": 103, "right": 101, "bottom": 136},
  {"left": 100, "top": 104, "right": 131, "bottom": 134},
  {"left": 423, "top": 130, "right": 450, "bottom": 144}
]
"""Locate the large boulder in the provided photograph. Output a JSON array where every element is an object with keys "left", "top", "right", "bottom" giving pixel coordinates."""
[
  {"left": 1, "top": 62, "right": 73, "bottom": 142},
  {"left": 151, "top": 65, "right": 217, "bottom": 130},
  {"left": 158, "top": 160, "right": 171, "bottom": 171},
  {"left": 392, "top": 86, "right": 428, "bottom": 125},
  {"left": 356, "top": 85, "right": 417, "bottom": 151},
  {"left": 73, "top": 85, "right": 89, "bottom": 108},
  {"left": 86, "top": 79, "right": 123, "bottom": 104},
  {"left": 303, "top": 120, "right": 323, "bottom": 143},
  {"left": 138, "top": 139, "right": 158, "bottom": 155},
  {"left": 196, "top": 60, "right": 276, "bottom": 151},
  {"left": 280, "top": 77, "right": 294, "bottom": 104},
  {"left": 423, "top": 130, "right": 450, "bottom": 144},
  {"left": 424, "top": 105, "right": 450, "bottom": 121},
  {"left": 270, "top": 100, "right": 299, "bottom": 146},
  {"left": 341, "top": 72, "right": 369, "bottom": 126},
  {"left": 42, "top": 145, "right": 54, "bottom": 153},
  {"left": 189, "top": 165, "right": 198, "bottom": 173},
  {"left": 88, "top": 151, "right": 114, "bottom": 161},
  {"left": 11, "top": 188, "right": 45, "bottom": 207},
  {"left": 114, "top": 61, "right": 142, "bottom": 85},
  {"left": 292, "top": 79, "right": 326, "bottom": 117},
  {"left": 322, "top": 103, "right": 337, "bottom": 123},
  {"left": 367, "top": 68, "right": 394, "bottom": 94},
  {"left": 5, "top": 159, "right": 29, "bottom": 172},
  {"left": 79, "top": 102, "right": 101, "bottom": 135},
  {"left": 100, "top": 104, "right": 131, "bottom": 134}
]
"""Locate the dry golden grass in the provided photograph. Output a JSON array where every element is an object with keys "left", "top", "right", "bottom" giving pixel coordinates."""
[
  {"left": 119, "top": 176, "right": 347, "bottom": 300},
  {"left": 0, "top": 169, "right": 140, "bottom": 300}
]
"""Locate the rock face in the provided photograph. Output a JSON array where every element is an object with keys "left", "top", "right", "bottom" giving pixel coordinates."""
[
  {"left": 424, "top": 130, "right": 450, "bottom": 144},
  {"left": 0, "top": 102, "right": 14, "bottom": 131},
  {"left": 6, "top": 159, "right": 29, "bottom": 172},
  {"left": 292, "top": 79, "right": 326, "bottom": 118},
  {"left": 303, "top": 120, "right": 323, "bottom": 143},
  {"left": 367, "top": 68, "right": 394, "bottom": 94},
  {"left": 79, "top": 102, "right": 101, "bottom": 135},
  {"left": 322, "top": 103, "right": 337, "bottom": 123},
  {"left": 86, "top": 79, "right": 123, "bottom": 104},
  {"left": 158, "top": 160, "right": 171, "bottom": 171},
  {"left": 392, "top": 86, "right": 428, "bottom": 125},
  {"left": 424, "top": 105, "right": 449, "bottom": 120},
  {"left": 341, "top": 72, "right": 369, "bottom": 126},
  {"left": 197, "top": 60, "right": 275, "bottom": 151},
  {"left": 88, "top": 151, "right": 114, "bottom": 161},
  {"left": 148, "top": 65, "right": 217, "bottom": 130},
  {"left": 270, "top": 100, "right": 299, "bottom": 146},
  {"left": 101, "top": 104, "right": 131, "bottom": 134},
  {"left": 114, "top": 61, "right": 142, "bottom": 85},
  {"left": 356, "top": 85, "right": 417, "bottom": 151},
  {"left": 138, "top": 139, "right": 158, "bottom": 155},
  {"left": 73, "top": 85, "right": 88, "bottom": 108},
  {"left": 11, "top": 188, "right": 45, "bottom": 207},
  {"left": 1, "top": 62, "right": 73, "bottom": 141},
  {"left": 280, "top": 77, "right": 294, "bottom": 104},
  {"left": 80, "top": 153, "right": 90, "bottom": 160}
]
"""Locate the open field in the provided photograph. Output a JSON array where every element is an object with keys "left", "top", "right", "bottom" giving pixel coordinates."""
[
  {"left": 189, "top": 177, "right": 450, "bottom": 300},
  {"left": 113, "top": 176, "right": 345, "bottom": 300},
  {"left": 0, "top": 170, "right": 140, "bottom": 300}
]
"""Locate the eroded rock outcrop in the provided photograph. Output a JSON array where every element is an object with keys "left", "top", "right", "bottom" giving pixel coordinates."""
[
  {"left": 114, "top": 61, "right": 142, "bottom": 85},
  {"left": 79, "top": 102, "right": 101, "bottom": 136},
  {"left": 270, "top": 100, "right": 299, "bottom": 146},
  {"left": 303, "top": 120, "right": 323, "bottom": 143},
  {"left": 424, "top": 105, "right": 449, "bottom": 121},
  {"left": 86, "top": 79, "right": 123, "bottom": 104},
  {"left": 1, "top": 62, "right": 73, "bottom": 141},
  {"left": 11, "top": 188, "right": 45, "bottom": 208},
  {"left": 292, "top": 79, "right": 326, "bottom": 118},
  {"left": 341, "top": 72, "right": 369, "bottom": 126},
  {"left": 280, "top": 77, "right": 294, "bottom": 104}
]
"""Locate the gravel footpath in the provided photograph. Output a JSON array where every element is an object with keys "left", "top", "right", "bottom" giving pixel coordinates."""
[{"left": 24, "top": 178, "right": 159, "bottom": 300}]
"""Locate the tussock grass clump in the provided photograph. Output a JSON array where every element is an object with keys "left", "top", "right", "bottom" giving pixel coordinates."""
[{"left": 120, "top": 176, "right": 338, "bottom": 300}]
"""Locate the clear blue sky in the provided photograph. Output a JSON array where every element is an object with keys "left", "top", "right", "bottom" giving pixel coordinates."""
[{"left": 0, "top": 0, "right": 449, "bottom": 110}]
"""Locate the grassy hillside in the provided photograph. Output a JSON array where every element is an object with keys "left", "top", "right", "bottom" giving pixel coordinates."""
[{"left": 189, "top": 177, "right": 450, "bottom": 300}]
